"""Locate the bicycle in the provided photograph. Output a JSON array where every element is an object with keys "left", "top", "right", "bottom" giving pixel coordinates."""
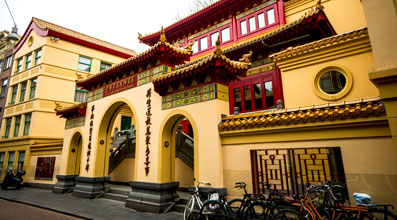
[{"left": 184, "top": 178, "right": 211, "bottom": 220}]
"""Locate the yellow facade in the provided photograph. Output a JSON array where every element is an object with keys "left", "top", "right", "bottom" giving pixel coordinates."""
[{"left": 0, "top": 18, "right": 134, "bottom": 184}]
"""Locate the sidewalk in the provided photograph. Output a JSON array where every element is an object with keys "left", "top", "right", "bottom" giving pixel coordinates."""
[{"left": 0, "top": 187, "right": 183, "bottom": 220}]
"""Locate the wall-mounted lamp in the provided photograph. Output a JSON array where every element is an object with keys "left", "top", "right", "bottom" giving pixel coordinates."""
[{"left": 51, "top": 37, "right": 60, "bottom": 42}]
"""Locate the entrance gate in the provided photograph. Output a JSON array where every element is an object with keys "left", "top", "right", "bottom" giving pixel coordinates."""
[{"left": 251, "top": 147, "right": 347, "bottom": 196}]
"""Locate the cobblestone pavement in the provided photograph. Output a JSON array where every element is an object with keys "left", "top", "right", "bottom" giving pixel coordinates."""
[
  {"left": 0, "top": 199, "right": 80, "bottom": 220},
  {"left": 0, "top": 187, "right": 183, "bottom": 220}
]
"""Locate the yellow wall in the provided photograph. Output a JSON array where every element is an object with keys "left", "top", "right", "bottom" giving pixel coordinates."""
[
  {"left": 284, "top": 0, "right": 367, "bottom": 34},
  {"left": 109, "top": 158, "right": 135, "bottom": 182},
  {"left": 222, "top": 137, "right": 397, "bottom": 206},
  {"left": 175, "top": 158, "right": 194, "bottom": 188},
  {"left": 276, "top": 36, "right": 378, "bottom": 108},
  {"left": 26, "top": 154, "right": 61, "bottom": 184}
]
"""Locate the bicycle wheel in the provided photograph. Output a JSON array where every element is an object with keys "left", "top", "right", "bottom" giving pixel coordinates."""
[
  {"left": 228, "top": 198, "right": 243, "bottom": 215},
  {"left": 272, "top": 208, "right": 300, "bottom": 220},
  {"left": 244, "top": 201, "right": 266, "bottom": 220},
  {"left": 184, "top": 196, "right": 195, "bottom": 220},
  {"left": 361, "top": 208, "right": 397, "bottom": 220},
  {"left": 200, "top": 200, "right": 229, "bottom": 220}
]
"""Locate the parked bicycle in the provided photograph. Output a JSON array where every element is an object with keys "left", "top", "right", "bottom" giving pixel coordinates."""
[
  {"left": 184, "top": 178, "right": 212, "bottom": 220},
  {"left": 273, "top": 182, "right": 397, "bottom": 220}
]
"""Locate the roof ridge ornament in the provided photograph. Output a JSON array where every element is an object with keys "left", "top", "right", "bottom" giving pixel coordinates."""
[
  {"left": 54, "top": 102, "right": 63, "bottom": 111},
  {"left": 138, "top": 32, "right": 143, "bottom": 40},
  {"left": 214, "top": 35, "right": 222, "bottom": 56},
  {"left": 239, "top": 51, "right": 253, "bottom": 63},
  {"left": 160, "top": 26, "right": 166, "bottom": 43},
  {"left": 315, "top": 0, "right": 324, "bottom": 11},
  {"left": 184, "top": 40, "right": 194, "bottom": 52}
]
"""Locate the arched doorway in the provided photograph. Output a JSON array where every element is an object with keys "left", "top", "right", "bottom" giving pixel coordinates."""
[
  {"left": 66, "top": 131, "right": 83, "bottom": 176},
  {"left": 159, "top": 112, "right": 197, "bottom": 187},
  {"left": 95, "top": 100, "right": 138, "bottom": 183}
]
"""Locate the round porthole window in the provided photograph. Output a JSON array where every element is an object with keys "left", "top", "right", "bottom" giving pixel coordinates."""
[
  {"left": 28, "top": 36, "right": 34, "bottom": 46},
  {"left": 313, "top": 66, "right": 352, "bottom": 100},
  {"left": 319, "top": 70, "right": 346, "bottom": 94}
]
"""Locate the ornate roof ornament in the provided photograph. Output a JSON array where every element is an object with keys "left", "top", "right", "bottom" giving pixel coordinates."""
[
  {"left": 160, "top": 26, "right": 166, "bottom": 43},
  {"left": 184, "top": 41, "right": 195, "bottom": 52},
  {"left": 76, "top": 72, "right": 86, "bottom": 80},
  {"left": 239, "top": 51, "right": 253, "bottom": 63},
  {"left": 316, "top": 0, "right": 324, "bottom": 11},
  {"left": 214, "top": 36, "right": 222, "bottom": 56},
  {"left": 174, "top": 41, "right": 180, "bottom": 48},
  {"left": 54, "top": 102, "right": 62, "bottom": 111},
  {"left": 138, "top": 32, "right": 143, "bottom": 40}
]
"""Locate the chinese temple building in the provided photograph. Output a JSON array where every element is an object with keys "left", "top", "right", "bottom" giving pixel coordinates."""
[{"left": 53, "top": 0, "right": 396, "bottom": 213}]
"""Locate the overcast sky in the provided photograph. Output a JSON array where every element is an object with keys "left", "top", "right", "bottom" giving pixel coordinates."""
[{"left": 0, "top": 0, "right": 194, "bottom": 53}]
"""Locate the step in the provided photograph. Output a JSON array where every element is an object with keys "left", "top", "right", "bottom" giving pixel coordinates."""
[
  {"left": 109, "top": 188, "right": 130, "bottom": 196},
  {"left": 103, "top": 192, "right": 128, "bottom": 202}
]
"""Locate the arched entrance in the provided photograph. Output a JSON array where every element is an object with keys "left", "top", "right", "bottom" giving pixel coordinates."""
[
  {"left": 67, "top": 131, "right": 83, "bottom": 176},
  {"left": 95, "top": 100, "right": 138, "bottom": 183},
  {"left": 159, "top": 112, "right": 197, "bottom": 187}
]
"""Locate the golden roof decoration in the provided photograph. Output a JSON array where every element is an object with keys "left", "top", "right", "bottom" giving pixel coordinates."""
[
  {"left": 55, "top": 102, "right": 87, "bottom": 114},
  {"left": 219, "top": 97, "right": 385, "bottom": 131},
  {"left": 153, "top": 51, "right": 251, "bottom": 83},
  {"left": 270, "top": 27, "right": 368, "bottom": 61},
  {"left": 77, "top": 40, "right": 192, "bottom": 84},
  {"left": 138, "top": 32, "right": 143, "bottom": 40},
  {"left": 184, "top": 41, "right": 195, "bottom": 53},
  {"left": 160, "top": 26, "right": 167, "bottom": 43},
  {"left": 32, "top": 17, "right": 136, "bottom": 56},
  {"left": 239, "top": 51, "right": 253, "bottom": 63},
  {"left": 214, "top": 36, "right": 222, "bottom": 56}
]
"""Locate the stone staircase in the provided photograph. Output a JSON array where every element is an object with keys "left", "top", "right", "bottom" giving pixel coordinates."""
[{"left": 103, "top": 185, "right": 130, "bottom": 202}]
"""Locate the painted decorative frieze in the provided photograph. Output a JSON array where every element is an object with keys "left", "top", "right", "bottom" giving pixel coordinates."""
[
  {"left": 65, "top": 117, "right": 86, "bottom": 129},
  {"left": 162, "top": 83, "right": 229, "bottom": 110},
  {"left": 236, "top": 0, "right": 277, "bottom": 20},
  {"left": 86, "top": 65, "right": 172, "bottom": 102}
]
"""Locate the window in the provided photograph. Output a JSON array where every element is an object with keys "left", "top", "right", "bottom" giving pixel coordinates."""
[
  {"left": 240, "top": 20, "right": 247, "bottom": 35},
  {"left": 211, "top": 32, "right": 219, "bottom": 47},
  {"left": 100, "top": 62, "right": 111, "bottom": 71},
  {"left": 74, "top": 86, "right": 88, "bottom": 102},
  {"left": 229, "top": 69, "right": 282, "bottom": 113},
  {"left": 25, "top": 53, "right": 32, "bottom": 70},
  {"left": 0, "top": 60, "right": 3, "bottom": 74},
  {"left": 192, "top": 41, "right": 198, "bottom": 53},
  {"left": 20, "top": 81, "right": 27, "bottom": 102},
  {"left": 5, "top": 56, "right": 12, "bottom": 69},
  {"left": 29, "top": 78, "right": 37, "bottom": 99},
  {"left": 221, "top": 28, "right": 230, "bottom": 42},
  {"left": 200, "top": 37, "right": 208, "bottom": 50},
  {"left": 78, "top": 56, "right": 91, "bottom": 72},
  {"left": 258, "top": 13, "right": 265, "bottom": 28},
  {"left": 0, "top": 152, "right": 4, "bottom": 177},
  {"left": 319, "top": 71, "right": 346, "bottom": 95},
  {"left": 314, "top": 67, "right": 352, "bottom": 101},
  {"left": 4, "top": 118, "right": 11, "bottom": 138},
  {"left": 13, "top": 115, "right": 21, "bottom": 137},
  {"left": 16, "top": 58, "right": 23, "bottom": 73},
  {"left": 10, "top": 86, "right": 17, "bottom": 104},
  {"left": 17, "top": 151, "right": 25, "bottom": 171},
  {"left": 0, "top": 79, "right": 8, "bottom": 97},
  {"left": 23, "top": 113, "right": 31, "bottom": 136},
  {"left": 6, "top": 152, "right": 15, "bottom": 172},
  {"left": 237, "top": 4, "right": 279, "bottom": 37},
  {"left": 267, "top": 9, "right": 275, "bottom": 25},
  {"left": 249, "top": 17, "right": 257, "bottom": 32},
  {"left": 35, "top": 48, "right": 42, "bottom": 65}
]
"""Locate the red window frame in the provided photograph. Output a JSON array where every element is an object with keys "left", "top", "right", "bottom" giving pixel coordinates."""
[
  {"left": 229, "top": 68, "right": 283, "bottom": 114},
  {"left": 237, "top": 3, "right": 279, "bottom": 39},
  {"left": 189, "top": 23, "right": 233, "bottom": 55}
]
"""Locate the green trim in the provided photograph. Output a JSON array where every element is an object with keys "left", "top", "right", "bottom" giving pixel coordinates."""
[
  {"left": 25, "top": 53, "right": 32, "bottom": 70},
  {"left": 16, "top": 58, "right": 23, "bottom": 73},
  {"left": 10, "top": 86, "right": 17, "bottom": 104},
  {"left": 23, "top": 113, "right": 31, "bottom": 136},
  {"left": 78, "top": 56, "right": 92, "bottom": 72},
  {"left": 4, "top": 118, "right": 12, "bottom": 138},
  {"left": 19, "top": 82, "right": 27, "bottom": 102},
  {"left": 29, "top": 78, "right": 37, "bottom": 99},
  {"left": 34, "top": 48, "right": 42, "bottom": 65},
  {"left": 13, "top": 116, "right": 21, "bottom": 137},
  {"left": 17, "top": 151, "right": 25, "bottom": 171},
  {"left": 100, "top": 61, "right": 111, "bottom": 71}
]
